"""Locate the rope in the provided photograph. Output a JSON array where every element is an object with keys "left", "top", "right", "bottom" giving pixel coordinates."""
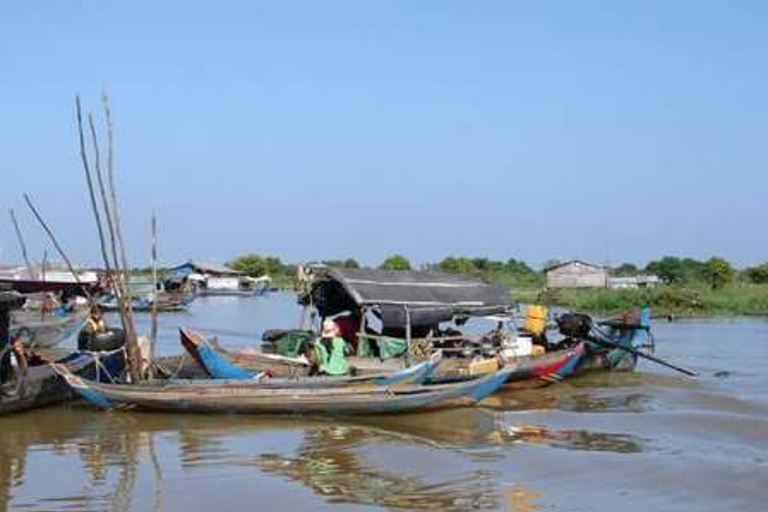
[{"left": 80, "top": 346, "right": 128, "bottom": 384}]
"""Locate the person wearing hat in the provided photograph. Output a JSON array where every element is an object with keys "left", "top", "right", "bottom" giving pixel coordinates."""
[{"left": 312, "top": 318, "right": 351, "bottom": 376}]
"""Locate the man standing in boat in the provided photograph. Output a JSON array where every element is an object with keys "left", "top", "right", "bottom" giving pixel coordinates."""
[{"left": 311, "top": 319, "right": 351, "bottom": 376}]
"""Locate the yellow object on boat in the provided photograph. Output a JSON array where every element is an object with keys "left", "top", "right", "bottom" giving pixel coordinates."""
[
  {"left": 468, "top": 357, "right": 500, "bottom": 376},
  {"left": 524, "top": 305, "right": 549, "bottom": 335},
  {"left": 531, "top": 345, "right": 546, "bottom": 357}
]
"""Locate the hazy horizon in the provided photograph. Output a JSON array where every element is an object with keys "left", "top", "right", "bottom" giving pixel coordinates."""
[{"left": 2, "top": 2, "right": 766, "bottom": 269}]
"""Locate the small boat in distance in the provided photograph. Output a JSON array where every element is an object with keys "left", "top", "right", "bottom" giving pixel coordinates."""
[{"left": 11, "top": 308, "right": 88, "bottom": 349}]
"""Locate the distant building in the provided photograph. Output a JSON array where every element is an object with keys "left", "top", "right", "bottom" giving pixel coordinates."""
[
  {"left": 168, "top": 260, "right": 270, "bottom": 296},
  {"left": 608, "top": 275, "right": 662, "bottom": 290},
  {"left": 545, "top": 260, "right": 608, "bottom": 289}
]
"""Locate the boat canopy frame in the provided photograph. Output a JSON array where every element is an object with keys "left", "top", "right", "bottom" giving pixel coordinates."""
[{"left": 299, "top": 266, "right": 515, "bottom": 362}]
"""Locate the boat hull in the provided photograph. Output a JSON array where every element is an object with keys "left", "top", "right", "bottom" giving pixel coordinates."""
[
  {"left": 179, "top": 328, "right": 441, "bottom": 386},
  {"left": 0, "top": 350, "right": 125, "bottom": 415},
  {"left": 61, "top": 368, "right": 513, "bottom": 415}
]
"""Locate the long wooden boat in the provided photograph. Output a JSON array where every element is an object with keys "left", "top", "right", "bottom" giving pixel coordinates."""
[
  {"left": 203, "top": 337, "right": 587, "bottom": 389},
  {"left": 179, "top": 328, "right": 441, "bottom": 386},
  {"left": 0, "top": 349, "right": 125, "bottom": 415},
  {"left": 58, "top": 367, "right": 514, "bottom": 415}
]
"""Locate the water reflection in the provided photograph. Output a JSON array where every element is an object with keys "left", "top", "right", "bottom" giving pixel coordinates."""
[
  {"left": 0, "top": 407, "right": 612, "bottom": 512},
  {"left": 507, "top": 486, "right": 546, "bottom": 512},
  {"left": 255, "top": 425, "right": 500, "bottom": 511},
  {"left": 494, "top": 424, "right": 644, "bottom": 454}
]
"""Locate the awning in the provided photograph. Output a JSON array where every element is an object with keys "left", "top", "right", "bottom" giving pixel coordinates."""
[{"left": 307, "top": 267, "right": 513, "bottom": 328}]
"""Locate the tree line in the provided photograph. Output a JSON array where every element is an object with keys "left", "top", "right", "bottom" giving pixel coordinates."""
[{"left": 225, "top": 253, "right": 768, "bottom": 290}]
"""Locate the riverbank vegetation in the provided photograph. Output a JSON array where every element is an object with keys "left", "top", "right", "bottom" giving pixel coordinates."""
[{"left": 221, "top": 253, "right": 768, "bottom": 317}]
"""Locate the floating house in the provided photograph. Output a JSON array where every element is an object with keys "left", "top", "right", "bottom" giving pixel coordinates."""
[
  {"left": 545, "top": 260, "right": 608, "bottom": 289},
  {"left": 168, "top": 261, "right": 270, "bottom": 296},
  {"left": 0, "top": 264, "right": 98, "bottom": 294}
]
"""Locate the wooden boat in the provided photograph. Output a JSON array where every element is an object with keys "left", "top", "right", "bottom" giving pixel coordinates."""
[
  {"left": 179, "top": 328, "right": 442, "bottom": 386},
  {"left": 58, "top": 367, "right": 514, "bottom": 415},
  {"left": 98, "top": 293, "right": 189, "bottom": 313},
  {"left": 1, "top": 349, "right": 126, "bottom": 415},
  {"left": 502, "top": 341, "right": 587, "bottom": 389},
  {"left": 200, "top": 337, "right": 587, "bottom": 389},
  {"left": 10, "top": 309, "right": 87, "bottom": 349}
]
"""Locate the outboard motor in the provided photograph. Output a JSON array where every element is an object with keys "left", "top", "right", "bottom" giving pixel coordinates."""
[{"left": 556, "top": 313, "right": 593, "bottom": 339}]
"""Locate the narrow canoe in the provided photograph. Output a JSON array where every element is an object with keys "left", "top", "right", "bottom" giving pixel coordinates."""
[
  {"left": 179, "top": 328, "right": 441, "bottom": 386},
  {"left": 58, "top": 367, "right": 513, "bottom": 415}
]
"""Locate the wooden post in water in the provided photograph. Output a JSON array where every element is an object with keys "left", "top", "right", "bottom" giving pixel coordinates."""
[{"left": 150, "top": 213, "right": 159, "bottom": 373}]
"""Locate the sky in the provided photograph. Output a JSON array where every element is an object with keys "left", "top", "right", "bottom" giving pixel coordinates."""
[{"left": 1, "top": 1, "right": 766, "bottom": 269}]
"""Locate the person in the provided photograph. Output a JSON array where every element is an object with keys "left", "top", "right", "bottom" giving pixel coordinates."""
[
  {"left": 311, "top": 318, "right": 351, "bottom": 376},
  {"left": 82, "top": 305, "right": 108, "bottom": 336}
]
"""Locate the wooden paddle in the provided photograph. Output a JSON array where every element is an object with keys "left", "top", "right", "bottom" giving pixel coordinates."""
[{"left": 587, "top": 332, "right": 698, "bottom": 377}]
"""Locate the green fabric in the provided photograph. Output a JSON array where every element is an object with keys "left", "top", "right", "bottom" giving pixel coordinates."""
[
  {"left": 360, "top": 336, "right": 407, "bottom": 359},
  {"left": 274, "top": 331, "right": 314, "bottom": 358},
  {"left": 314, "top": 336, "right": 350, "bottom": 375}
]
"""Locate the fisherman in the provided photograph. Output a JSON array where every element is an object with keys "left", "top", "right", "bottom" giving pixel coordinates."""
[{"left": 311, "top": 318, "right": 351, "bottom": 376}]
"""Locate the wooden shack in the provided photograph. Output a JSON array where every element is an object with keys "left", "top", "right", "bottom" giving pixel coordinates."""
[{"left": 545, "top": 260, "right": 608, "bottom": 289}]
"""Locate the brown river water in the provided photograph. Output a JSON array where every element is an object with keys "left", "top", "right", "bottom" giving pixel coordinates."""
[{"left": 1, "top": 293, "right": 766, "bottom": 512}]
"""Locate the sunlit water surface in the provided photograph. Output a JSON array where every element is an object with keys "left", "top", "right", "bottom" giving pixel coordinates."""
[{"left": 1, "top": 293, "right": 766, "bottom": 512}]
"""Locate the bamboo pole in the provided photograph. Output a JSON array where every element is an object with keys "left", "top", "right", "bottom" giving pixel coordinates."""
[
  {"left": 22, "top": 194, "right": 92, "bottom": 301},
  {"left": 77, "top": 94, "right": 141, "bottom": 381},
  {"left": 9, "top": 209, "right": 34, "bottom": 277},
  {"left": 76, "top": 96, "right": 113, "bottom": 278},
  {"left": 103, "top": 90, "right": 132, "bottom": 288},
  {"left": 100, "top": 91, "right": 141, "bottom": 379},
  {"left": 87, "top": 110, "right": 139, "bottom": 373}
]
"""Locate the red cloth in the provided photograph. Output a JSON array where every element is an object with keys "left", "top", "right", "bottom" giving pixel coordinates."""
[{"left": 334, "top": 315, "right": 360, "bottom": 351}]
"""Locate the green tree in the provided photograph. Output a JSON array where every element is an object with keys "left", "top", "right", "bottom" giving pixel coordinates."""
[
  {"left": 611, "top": 262, "right": 638, "bottom": 276},
  {"left": 505, "top": 258, "right": 535, "bottom": 275},
  {"left": 438, "top": 256, "right": 476, "bottom": 274},
  {"left": 379, "top": 254, "right": 412, "bottom": 271},
  {"left": 746, "top": 263, "right": 768, "bottom": 284},
  {"left": 646, "top": 256, "right": 686, "bottom": 284},
  {"left": 324, "top": 258, "right": 360, "bottom": 269},
  {"left": 229, "top": 254, "right": 267, "bottom": 277},
  {"left": 703, "top": 257, "right": 734, "bottom": 290}
]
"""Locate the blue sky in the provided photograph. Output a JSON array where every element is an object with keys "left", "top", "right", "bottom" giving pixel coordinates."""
[{"left": 1, "top": 1, "right": 766, "bottom": 269}]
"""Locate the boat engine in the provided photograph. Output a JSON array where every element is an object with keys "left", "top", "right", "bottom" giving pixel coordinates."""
[{"left": 556, "top": 313, "right": 593, "bottom": 339}]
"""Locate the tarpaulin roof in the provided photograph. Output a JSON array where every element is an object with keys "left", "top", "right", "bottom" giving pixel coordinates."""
[{"left": 308, "top": 267, "right": 513, "bottom": 328}]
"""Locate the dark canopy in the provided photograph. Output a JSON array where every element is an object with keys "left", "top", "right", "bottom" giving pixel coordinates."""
[{"left": 307, "top": 267, "right": 513, "bottom": 328}]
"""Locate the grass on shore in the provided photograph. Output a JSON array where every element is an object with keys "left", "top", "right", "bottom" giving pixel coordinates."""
[{"left": 511, "top": 283, "right": 768, "bottom": 317}]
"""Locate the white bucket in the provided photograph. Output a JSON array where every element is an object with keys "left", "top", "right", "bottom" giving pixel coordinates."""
[{"left": 501, "top": 335, "right": 533, "bottom": 358}]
